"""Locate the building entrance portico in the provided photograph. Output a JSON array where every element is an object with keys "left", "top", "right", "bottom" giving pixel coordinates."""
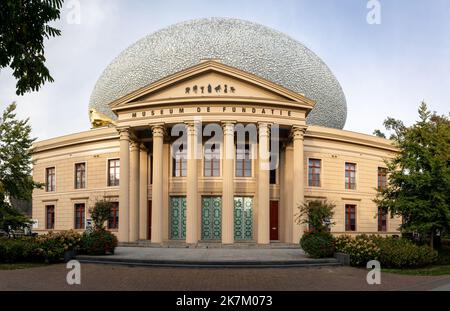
[{"left": 112, "top": 61, "right": 311, "bottom": 245}]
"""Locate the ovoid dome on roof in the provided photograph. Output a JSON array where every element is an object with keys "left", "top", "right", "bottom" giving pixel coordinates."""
[{"left": 89, "top": 17, "right": 347, "bottom": 129}]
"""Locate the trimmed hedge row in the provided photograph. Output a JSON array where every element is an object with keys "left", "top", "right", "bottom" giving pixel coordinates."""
[{"left": 0, "top": 229, "right": 117, "bottom": 263}]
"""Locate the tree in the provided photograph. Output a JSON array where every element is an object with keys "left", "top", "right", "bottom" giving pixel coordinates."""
[
  {"left": 0, "top": 0, "right": 64, "bottom": 95},
  {"left": 296, "top": 200, "right": 335, "bottom": 233},
  {"left": 375, "top": 102, "right": 450, "bottom": 248},
  {"left": 0, "top": 103, "right": 41, "bottom": 230},
  {"left": 89, "top": 199, "right": 113, "bottom": 230},
  {"left": 373, "top": 129, "right": 386, "bottom": 138}
]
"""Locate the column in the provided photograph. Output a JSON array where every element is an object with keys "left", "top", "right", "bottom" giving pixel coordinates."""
[
  {"left": 257, "top": 122, "right": 271, "bottom": 244},
  {"left": 283, "top": 145, "right": 294, "bottom": 243},
  {"left": 129, "top": 141, "right": 140, "bottom": 242},
  {"left": 151, "top": 124, "right": 164, "bottom": 244},
  {"left": 118, "top": 128, "right": 130, "bottom": 242},
  {"left": 222, "top": 121, "right": 235, "bottom": 244},
  {"left": 139, "top": 144, "right": 148, "bottom": 240},
  {"left": 186, "top": 121, "right": 199, "bottom": 244},
  {"left": 291, "top": 126, "right": 307, "bottom": 243}
]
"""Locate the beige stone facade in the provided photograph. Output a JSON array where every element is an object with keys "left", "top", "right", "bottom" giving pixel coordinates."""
[{"left": 32, "top": 61, "right": 401, "bottom": 244}]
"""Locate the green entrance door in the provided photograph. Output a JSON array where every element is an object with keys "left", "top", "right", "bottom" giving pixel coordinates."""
[
  {"left": 234, "top": 197, "right": 253, "bottom": 241},
  {"left": 201, "top": 196, "right": 222, "bottom": 240},
  {"left": 170, "top": 196, "right": 186, "bottom": 240}
]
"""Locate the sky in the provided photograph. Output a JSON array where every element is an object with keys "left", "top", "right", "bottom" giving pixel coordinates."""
[{"left": 0, "top": 0, "right": 449, "bottom": 141}]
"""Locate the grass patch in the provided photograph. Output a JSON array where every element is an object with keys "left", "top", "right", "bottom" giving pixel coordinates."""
[
  {"left": 0, "top": 263, "right": 48, "bottom": 270},
  {"left": 383, "top": 265, "right": 450, "bottom": 276}
]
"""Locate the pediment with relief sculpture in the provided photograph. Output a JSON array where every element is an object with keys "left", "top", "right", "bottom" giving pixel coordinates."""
[{"left": 109, "top": 60, "right": 315, "bottom": 112}]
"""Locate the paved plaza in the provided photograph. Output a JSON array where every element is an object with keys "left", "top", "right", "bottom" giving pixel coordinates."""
[
  {"left": 76, "top": 247, "right": 340, "bottom": 267},
  {"left": 1, "top": 263, "right": 450, "bottom": 291}
]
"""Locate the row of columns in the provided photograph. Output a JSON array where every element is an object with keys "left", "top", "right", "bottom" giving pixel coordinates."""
[{"left": 117, "top": 123, "right": 306, "bottom": 244}]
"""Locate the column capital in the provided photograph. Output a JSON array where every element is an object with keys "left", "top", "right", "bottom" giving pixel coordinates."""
[
  {"left": 221, "top": 121, "right": 236, "bottom": 135},
  {"left": 185, "top": 121, "right": 200, "bottom": 135},
  {"left": 258, "top": 122, "right": 272, "bottom": 137},
  {"left": 150, "top": 123, "right": 165, "bottom": 137},
  {"left": 130, "top": 141, "right": 140, "bottom": 151},
  {"left": 139, "top": 143, "right": 148, "bottom": 152},
  {"left": 291, "top": 125, "right": 308, "bottom": 140},
  {"left": 117, "top": 127, "right": 130, "bottom": 140}
]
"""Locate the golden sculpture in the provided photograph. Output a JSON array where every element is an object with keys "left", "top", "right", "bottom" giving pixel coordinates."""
[{"left": 89, "top": 108, "right": 116, "bottom": 128}]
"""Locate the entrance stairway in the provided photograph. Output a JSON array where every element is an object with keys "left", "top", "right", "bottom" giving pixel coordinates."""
[{"left": 119, "top": 240, "right": 300, "bottom": 249}]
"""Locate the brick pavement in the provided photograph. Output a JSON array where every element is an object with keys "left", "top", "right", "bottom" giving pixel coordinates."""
[{"left": 1, "top": 264, "right": 450, "bottom": 291}]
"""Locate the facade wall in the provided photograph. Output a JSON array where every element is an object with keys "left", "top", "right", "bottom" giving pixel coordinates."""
[{"left": 31, "top": 126, "right": 401, "bottom": 240}]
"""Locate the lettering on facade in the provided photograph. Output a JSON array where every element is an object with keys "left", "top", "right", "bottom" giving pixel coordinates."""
[
  {"left": 130, "top": 107, "right": 292, "bottom": 119},
  {"left": 185, "top": 84, "right": 236, "bottom": 95}
]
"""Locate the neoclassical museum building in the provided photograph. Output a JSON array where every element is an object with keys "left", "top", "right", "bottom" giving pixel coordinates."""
[{"left": 31, "top": 18, "right": 401, "bottom": 244}]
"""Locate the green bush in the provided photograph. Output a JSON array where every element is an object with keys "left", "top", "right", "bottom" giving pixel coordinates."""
[
  {"left": 376, "top": 238, "right": 438, "bottom": 268},
  {"left": 335, "top": 235, "right": 380, "bottom": 266},
  {"left": 335, "top": 234, "right": 438, "bottom": 268},
  {"left": 0, "top": 238, "right": 34, "bottom": 263},
  {"left": 81, "top": 229, "right": 118, "bottom": 255},
  {"left": 300, "top": 231, "right": 335, "bottom": 258},
  {"left": 0, "top": 230, "right": 82, "bottom": 263}
]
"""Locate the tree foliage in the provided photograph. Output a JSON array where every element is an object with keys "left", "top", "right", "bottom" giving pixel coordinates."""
[
  {"left": 375, "top": 102, "right": 450, "bottom": 248},
  {"left": 0, "top": 0, "right": 64, "bottom": 95},
  {"left": 296, "top": 200, "right": 335, "bottom": 233},
  {"left": 89, "top": 199, "right": 113, "bottom": 230},
  {"left": 0, "top": 103, "right": 40, "bottom": 230}
]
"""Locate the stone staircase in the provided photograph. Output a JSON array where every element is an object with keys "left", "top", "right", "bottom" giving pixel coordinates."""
[{"left": 119, "top": 240, "right": 300, "bottom": 249}]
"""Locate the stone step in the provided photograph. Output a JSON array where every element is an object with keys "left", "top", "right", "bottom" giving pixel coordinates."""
[{"left": 119, "top": 241, "right": 300, "bottom": 249}]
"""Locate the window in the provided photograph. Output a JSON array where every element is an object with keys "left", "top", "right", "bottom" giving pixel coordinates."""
[
  {"left": 236, "top": 144, "right": 252, "bottom": 177},
  {"left": 378, "top": 207, "right": 387, "bottom": 232},
  {"left": 345, "top": 162, "right": 356, "bottom": 190},
  {"left": 308, "top": 159, "right": 321, "bottom": 187},
  {"left": 46, "top": 205, "right": 55, "bottom": 230},
  {"left": 204, "top": 144, "right": 220, "bottom": 177},
  {"left": 108, "top": 159, "right": 120, "bottom": 186},
  {"left": 172, "top": 144, "right": 187, "bottom": 177},
  {"left": 150, "top": 155, "right": 153, "bottom": 184},
  {"left": 75, "top": 163, "right": 86, "bottom": 189},
  {"left": 108, "top": 202, "right": 119, "bottom": 229},
  {"left": 270, "top": 168, "right": 277, "bottom": 184},
  {"left": 46, "top": 167, "right": 55, "bottom": 192},
  {"left": 345, "top": 204, "right": 356, "bottom": 231},
  {"left": 74, "top": 203, "right": 85, "bottom": 229},
  {"left": 378, "top": 167, "right": 387, "bottom": 190}
]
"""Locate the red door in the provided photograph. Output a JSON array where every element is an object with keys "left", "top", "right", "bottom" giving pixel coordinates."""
[
  {"left": 147, "top": 200, "right": 152, "bottom": 240},
  {"left": 270, "top": 201, "right": 279, "bottom": 241}
]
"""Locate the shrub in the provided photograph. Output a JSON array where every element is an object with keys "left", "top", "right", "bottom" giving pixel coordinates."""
[
  {"left": 0, "top": 238, "right": 35, "bottom": 263},
  {"left": 89, "top": 199, "right": 114, "bottom": 230},
  {"left": 376, "top": 237, "right": 438, "bottom": 268},
  {"left": 296, "top": 200, "right": 335, "bottom": 233},
  {"left": 81, "top": 229, "right": 118, "bottom": 255},
  {"left": 0, "top": 230, "right": 82, "bottom": 263},
  {"left": 335, "top": 234, "right": 439, "bottom": 268},
  {"left": 300, "top": 231, "right": 335, "bottom": 258},
  {"left": 335, "top": 235, "right": 380, "bottom": 266}
]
